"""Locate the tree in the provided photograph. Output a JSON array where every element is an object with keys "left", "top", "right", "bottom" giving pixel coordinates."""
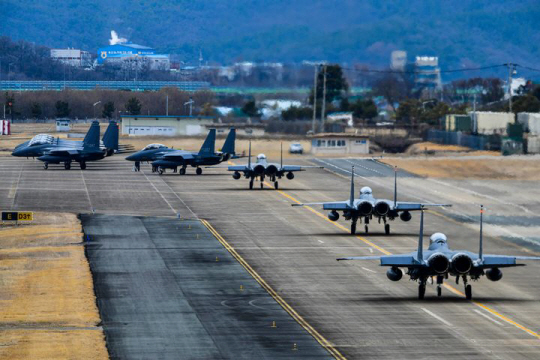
[
  {"left": 5, "top": 92, "right": 14, "bottom": 117},
  {"left": 396, "top": 99, "right": 421, "bottom": 126},
  {"left": 373, "top": 73, "right": 412, "bottom": 111},
  {"left": 125, "top": 97, "right": 142, "bottom": 115},
  {"left": 241, "top": 100, "right": 259, "bottom": 117},
  {"left": 309, "top": 64, "right": 349, "bottom": 105},
  {"left": 281, "top": 106, "right": 312, "bottom": 121},
  {"left": 30, "top": 102, "right": 42, "bottom": 118},
  {"left": 200, "top": 102, "right": 214, "bottom": 116},
  {"left": 511, "top": 94, "right": 540, "bottom": 114},
  {"left": 102, "top": 101, "right": 115, "bottom": 119},
  {"left": 55, "top": 100, "right": 71, "bottom": 118},
  {"left": 351, "top": 99, "right": 378, "bottom": 124}
]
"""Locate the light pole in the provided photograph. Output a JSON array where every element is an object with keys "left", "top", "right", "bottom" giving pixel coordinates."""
[
  {"left": 93, "top": 101, "right": 101, "bottom": 120},
  {"left": 505, "top": 63, "right": 517, "bottom": 113},
  {"left": 184, "top": 98, "right": 194, "bottom": 116}
]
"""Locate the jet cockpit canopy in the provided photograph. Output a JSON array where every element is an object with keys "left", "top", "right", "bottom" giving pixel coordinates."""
[
  {"left": 256, "top": 153, "right": 267, "bottom": 161},
  {"left": 360, "top": 186, "right": 373, "bottom": 196},
  {"left": 142, "top": 143, "right": 167, "bottom": 151},
  {"left": 429, "top": 233, "right": 448, "bottom": 244},
  {"left": 29, "top": 134, "right": 55, "bottom": 146}
]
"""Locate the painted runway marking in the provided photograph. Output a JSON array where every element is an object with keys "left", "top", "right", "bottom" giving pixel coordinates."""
[
  {"left": 80, "top": 169, "right": 94, "bottom": 212},
  {"left": 318, "top": 240, "right": 325, "bottom": 244},
  {"left": 473, "top": 309, "right": 504, "bottom": 326},
  {"left": 361, "top": 267, "right": 375, "bottom": 273},
  {"left": 201, "top": 219, "right": 346, "bottom": 360},
  {"left": 8, "top": 163, "right": 24, "bottom": 209},
  {"left": 368, "top": 248, "right": 374, "bottom": 253},
  {"left": 421, "top": 307, "right": 453, "bottom": 327},
  {"left": 141, "top": 171, "right": 177, "bottom": 215}
]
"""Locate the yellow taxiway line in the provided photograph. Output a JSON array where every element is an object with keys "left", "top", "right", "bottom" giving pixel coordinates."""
[
  {"left": 263, "top": 181, "right": 540, "bottom": 340},
  {"left": 201, "top": 219, "right": 347, "bottom": 360}
]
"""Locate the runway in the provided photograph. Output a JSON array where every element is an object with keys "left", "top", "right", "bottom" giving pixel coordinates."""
[{"left": 1, "top": 155, "right": 540, "bottom": 359}]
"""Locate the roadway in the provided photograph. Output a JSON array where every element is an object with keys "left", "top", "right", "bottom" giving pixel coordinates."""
[{"left": 1, "top": 155, "right": 540, "bottom": 359}]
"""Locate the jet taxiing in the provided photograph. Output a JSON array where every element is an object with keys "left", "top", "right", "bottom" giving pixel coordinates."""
[
  {"left": 338, "top": 206, "right": 540, "bottom": 299},
  {"left": 11, "top": 121, "right": 119, "bottom": 169},
  {"left": 228, "top": 142, "right": 321, "bottom": 189},
  {"left": 126, "top": 128, "right": 237, "bottom": 175},
  {"left": 293, "top": 166, "right": 450, "bottom": 234}
]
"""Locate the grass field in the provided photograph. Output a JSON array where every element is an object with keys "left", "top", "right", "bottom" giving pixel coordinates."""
[{"left": 0, "top": 213, "right": 108, "bottom": 359}]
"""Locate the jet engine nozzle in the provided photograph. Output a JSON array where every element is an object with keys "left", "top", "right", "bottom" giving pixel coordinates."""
[
  {"left": 451, "top": 253, "right": 473, "bottom": 274},
  {"left": 386, "top": 267, "right": 403, "bottom": 281},
  {"left": 254, "top": 164, "right": 265, "bottom": 174},
  {"left": 265, "top": 165, "right": 278, "bottom": 175},
  {"left": 357, "top": 201, "right": 373, "bottom": 216},
  {"left": 486, "top": 267, "right": 503, "bottom": 281},
  {"left": 286, "top": 172, "right": 294, "bottom": 180},
  {"left": 400, "top": 211, "right": 412, "bottom": 222},
  {"left": 374, "top": 201, "right": 390, "bottom": 216},
  {"left": 328, "top": 210, "right": 339, "bottom": 222},
  {"left": 427, "top": 253, "right": 450, "bottom": 274},
  {"left": 232, "top": 171, "right": 241, "bottom": 180}
]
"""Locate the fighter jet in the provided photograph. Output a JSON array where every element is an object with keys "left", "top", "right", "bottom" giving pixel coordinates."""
[
  {"left": 145, "top": 128, "right": 237, "bottom": 175},
  {"left": 338, "top": 206, "right": 540, "bottom": 300},
  {"left": 293, "top": 166, "right": 450, "bottom": 234},
  {"left": 11, "top": 121, "right": 119, "bottom": 169},
  {"left": 228, "top": 142, "right": 321, "bottom": 189}
]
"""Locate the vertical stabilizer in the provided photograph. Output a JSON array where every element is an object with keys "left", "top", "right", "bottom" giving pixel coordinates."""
[
  {"left": 199, "top": 129, "right": 216, "bottom": 155},
  {"left": 280, "top": 142, "right": 283, "bottom": 169},
  {"left": 102, "top": 121, "right": 119, "bottom": 151},
  {"left": 248, "top": 141, "right": 252, "bottom": 169},
  {"left": 417, "top": 207, "right": 424, "bottom": 261},
  {"left": 479, "top": 205, "right": 484, "bottom": 260},
  {"left": 83, "top": 121, "right": 101, "bottom": 149},
  {"left": 393, "top": 166, "right": 398, "bottom": 207},
  {"left": 221, "top": 128, "right": 236, "bottom": 155},
  {"left": 349, "top": 166, "right": 355, "bottom": 207}
]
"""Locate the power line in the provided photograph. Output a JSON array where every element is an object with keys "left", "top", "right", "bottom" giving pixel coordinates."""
[
  {"left": 340, "top": 64, "right": 507, "bottom": 74},
  {"left": 516, "top": 64, "right": 540, "bottom": 73}
]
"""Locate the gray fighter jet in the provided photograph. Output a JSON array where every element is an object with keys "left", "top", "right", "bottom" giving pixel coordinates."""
[
  {"left": 293, "top": 166, "right": 450, "bottom": 234},
  {"left": 128, "top": 128, "right": 237, "bottom": 175},
  {"left": 338, "top": 206, "right": 540, "bottom": 299},
  {"left": 228, "top": 142, "right": 320, "bottom": 189},
  {"left": 11, "top": 121, "right": 119, "bottom": 169}
]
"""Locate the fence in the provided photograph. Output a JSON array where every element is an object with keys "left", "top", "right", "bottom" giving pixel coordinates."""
[{"left": 426, "top": 130, "right": 487, "bottom": 150}]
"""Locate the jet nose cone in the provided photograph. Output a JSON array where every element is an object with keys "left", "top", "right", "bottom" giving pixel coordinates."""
[
  {"left": 11, "top": 149, "right": 24, "bottom": 157},
  {"left": 125, "top": 154, "right": 137, "bottom": 161}
]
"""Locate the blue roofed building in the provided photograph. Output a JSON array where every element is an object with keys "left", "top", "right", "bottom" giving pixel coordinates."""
[{"left": 97, "top": 43, "right": 170, "bottom": 70}]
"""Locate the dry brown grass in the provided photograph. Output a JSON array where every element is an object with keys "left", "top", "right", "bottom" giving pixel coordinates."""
[
  {"left": 0, "top": 213, "right": 108, "bottom": 359},
  {"left": 382, "top": 156, "right": 540, "bottom": 180}
]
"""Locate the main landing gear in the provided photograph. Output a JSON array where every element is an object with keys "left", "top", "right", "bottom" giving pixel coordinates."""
[
  {"left": 158, "top": 168, "right": 164, "bottom": 175},
  {"left": 179, "top": 167, "right": 186, "bottom": 175},
  {"left": 249, "top": 179, "right": 254, "bottom": 190},
  {"left": 418, "top": 279, "right": 427, "bottom": 300},
  {"left": 351, "top": 217, "right": 357, "bottom": 234},
  {"left": 43, "top": 162, "right": 49, "bottom": 170},
  {"left": 274, "top": 181, "right": 279, "bottom": 189},
  {"left": 80, "top": 161, "right": 86, "bottom": 170},
  {"left": 196, "top": 167, "right": 202, "bottom": 175},
  {"left": 64, "top": 161, "right": 71, "bottom": 170},
  {"left": 436, "top": 275, "right": 444, "bottom": 297},
  {"left": 364, "top": 216, "right": 369, "bottom": 234}
]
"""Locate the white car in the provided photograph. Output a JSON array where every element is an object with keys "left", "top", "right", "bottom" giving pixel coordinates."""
[{"left": 289, "top": 143, "right": 303, "bottom": 154}]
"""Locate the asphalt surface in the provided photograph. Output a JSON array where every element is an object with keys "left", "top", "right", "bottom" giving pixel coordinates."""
[
  {"left": 82, "top": 214, "right": 331, "bottom": 359},
  {"left": 2, "top": 155, "right": 540, "bottom": 359}
]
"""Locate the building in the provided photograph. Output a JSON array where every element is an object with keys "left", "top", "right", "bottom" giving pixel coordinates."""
[
  {"left": 469, "top": 112, "right": 513, "bottom": 135},
  {"left": 327, "top": 112, "right": 354, "bottom": 127},
  {"left": 390, "top": 50, "right": 407, "bottom": 71},
  {"left": 415, "top": 56, "right": 442, "bottom": 90},
  {"left": 50, "top": 49, "right": 92, "bottom": 67},
  {"left": 120, "top": 115, "right": 214, "bottom": 136},
  {"left": 0, "top": 120, "right": 10, "bottom": 135},
  {"left": 209, "top": 123, "right": 266, "bottom": 137},
  {"left": 56, "top": 119, "right": 72, "bottom": 132},
  {"left": 97, "top": 43, "right": 170, "bottom": 70},
  {"left": 309, "top": 133, "right": 369, "bottom": 155}
]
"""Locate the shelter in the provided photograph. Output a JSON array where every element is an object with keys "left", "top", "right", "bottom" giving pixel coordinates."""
[
  {"left": 120, "top": 115, "right": 215, "bottom": 136},
  {"left": 309, "top": 133, "right": 369, "bottom": 154}
]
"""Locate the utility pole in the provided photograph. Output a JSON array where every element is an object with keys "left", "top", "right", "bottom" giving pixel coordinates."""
[
  {"left": 320, "top": 65, "right": 327, "bottom": 133},
  {"left": 472, "top": 93, "right": 477, "bottom": 134},
  {"left": 506, "top": 63, "right": 517, "bottom": 113},
  {"left": 311, "top": 65, "right": 318, "bottom": 133},
  {"left": 166, "top": 95, "right": 169, "bottom": 116}
]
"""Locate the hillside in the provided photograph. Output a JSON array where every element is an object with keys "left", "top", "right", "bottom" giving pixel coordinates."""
[{"left": 2, "top": 0, "right": 540, "bottom": 72}]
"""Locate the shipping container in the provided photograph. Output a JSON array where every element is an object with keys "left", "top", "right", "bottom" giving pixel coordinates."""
[
  {"left": 445, "top": 114, "right": 472, "bottom": 132},
  {"left": 470, "top": 112, "right": 513, "bottom": 135},
  {"left": 517, "top": 113, "right": 540, "bottom": 135},
  {"left": 526, "top": 135, "right": 540, "bottom": 154}
]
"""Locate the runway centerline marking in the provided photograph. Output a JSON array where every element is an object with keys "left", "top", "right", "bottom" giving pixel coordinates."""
[
  {"left": 362, "top": 267, "right": 376, "bottom": 273},
  {"left": 140, "top": 171, "right": 177, "bottom": 215},
  {"left": 80, "top": 169, "right": 94, "bottom": 212},
  {"left": 261, "top": 181, "right": 540, "bottom": 341},
  {"left": 201, "top": 219, "right": 346, "bottom": 360},
  {"left": 8, "top": 163, "right": 24, "bottom": 209},
  {"left": 421, "top": 307, "right": 453, "bottom": 327}
]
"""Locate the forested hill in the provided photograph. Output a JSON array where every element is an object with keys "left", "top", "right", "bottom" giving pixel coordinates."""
[{"left": 2, "top": 0, "right": 539, "bottom": 69}]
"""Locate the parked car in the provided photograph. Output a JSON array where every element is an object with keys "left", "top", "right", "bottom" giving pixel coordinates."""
[{"left": 289, "top": 143, "right": 303, "bottom": 154}]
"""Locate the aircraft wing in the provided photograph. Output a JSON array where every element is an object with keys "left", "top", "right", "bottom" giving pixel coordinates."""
[
  {"left": 228, "top": 165, "right": 250, "bottom": 172},
  {"left": 46, "top": 148, "right": 81, "bottom": 156},
  {"left": 395, "top": 202, "right": 452, "bottom": 211},
  {"left": 292, "top": 201, "right": 352, "bottom": 210},
  {"left": 281, "top": 165, "right": 323, "bottom": 172},
  {"left": 337, "top": 255, "right": 420, "bottom": 267},
  {"left": 161, "top": 150, "right": 195, "bottom": 162},
  {"left": 479, "top": 255, "right": 540, "bottom": 268}
]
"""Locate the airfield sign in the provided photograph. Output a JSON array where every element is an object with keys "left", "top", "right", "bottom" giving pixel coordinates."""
[{"left": 2, "top": 211, "right": 33, "bottom": 222}]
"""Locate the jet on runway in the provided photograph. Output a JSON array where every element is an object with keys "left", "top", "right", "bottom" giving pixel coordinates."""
[
  {"left": 337, "top": 206, "right": 540, "bottom": 299},
  {"left": 293, "top": 166, "right": 450, "bottom": 234},
  {"left": 228, "top": 142, "right": 321, "bottom": 189},
  {"left": 138, "top": 128, "right": 237, "bottom": 175},
  {"left": 11, "top": 121, "right": 119, "bottom": 169}
]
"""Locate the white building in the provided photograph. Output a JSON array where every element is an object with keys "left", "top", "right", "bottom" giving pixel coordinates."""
[
  {"left": 121, "top": 115, "right": 214, "bottom": 136},
  {"left": 309, "top": 133, "right": 369, "bottom": 155},
  {"left": 51, "top": 49, "right": 92, "bottom": 67},
  {"left": 390, "top": 50, "right": 407, "bottom": 71}
]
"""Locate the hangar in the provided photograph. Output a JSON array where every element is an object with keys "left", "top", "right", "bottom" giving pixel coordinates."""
[{"left": 120, "top": 115, "right": 215, "bottom": 136}]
